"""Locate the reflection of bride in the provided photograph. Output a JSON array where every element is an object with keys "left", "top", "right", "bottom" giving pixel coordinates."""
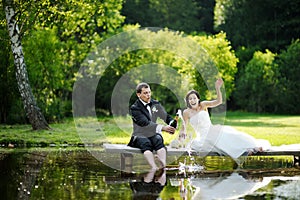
[
  {"left": 179, "top": 78, "right": 271, "bottom": 160},
  {"left": 189, "top": 172, "right": 271, "bottom": 200}
]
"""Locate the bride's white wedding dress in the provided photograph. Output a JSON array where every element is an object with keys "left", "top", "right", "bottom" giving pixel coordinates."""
[{"left": 190, "top": 111, "right": 271, "bottom": 159}]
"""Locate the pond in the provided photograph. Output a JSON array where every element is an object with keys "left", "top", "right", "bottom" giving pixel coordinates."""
[{"left": 1, "top": 148, "right": 299, "bottom": 200}]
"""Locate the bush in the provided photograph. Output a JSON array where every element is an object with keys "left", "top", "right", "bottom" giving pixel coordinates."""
[
  {"left": 23, "top": 28, "right": 70, "bottom": 122},
  {"left": 275, "top": 40, "right": 300, "bottom": 114},
  {"left": 234, "top": 40, "right": 300, "bottom": 114},
  {"left": 235, "top": 49, "right": 278, "bottom": 112}
]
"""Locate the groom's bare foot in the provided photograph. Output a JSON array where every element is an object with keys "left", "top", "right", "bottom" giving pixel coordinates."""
[
  {"left": 151, "top": 167, "right": 159, "bottom": 171},
  {"left": 155, "top": 168, "right": 165, "bottom": 178}
]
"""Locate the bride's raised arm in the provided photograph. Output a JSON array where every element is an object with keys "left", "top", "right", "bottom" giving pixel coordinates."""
[{"left": 201, "top": 78, "right": 223, "bottom": 109}]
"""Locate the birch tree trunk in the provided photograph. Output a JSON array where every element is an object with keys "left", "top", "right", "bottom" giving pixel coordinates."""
[{"left": 4, "top": 0, "right": 50, "bottom": 130}]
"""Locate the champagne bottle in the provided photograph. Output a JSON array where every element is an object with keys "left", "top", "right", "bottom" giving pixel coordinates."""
[{"left": 170, "top": 113, "right": 179, "bottom": 128}]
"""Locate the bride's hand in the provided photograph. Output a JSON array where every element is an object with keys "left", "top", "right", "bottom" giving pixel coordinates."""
[
  {"left": 178, "top": 131, "right": 186, "bottom": 140},
  {"left": 215, "top": 78, "right": 223, "bottom": 89}
]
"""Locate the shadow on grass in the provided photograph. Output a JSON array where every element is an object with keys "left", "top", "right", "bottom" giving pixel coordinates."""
[{"left": 224, "top": 120, "right": 297, "bottom": 127}]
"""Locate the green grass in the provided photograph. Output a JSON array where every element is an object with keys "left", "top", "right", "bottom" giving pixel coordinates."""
[
  {"left": 0, "top": 111, "right": 299, "bottom": 148},
  {"left": 0, "top": 118, "right": 81, "bottom": 147},
  {"left": 224, "top": 111, "right": 300, "bottom": 146}
]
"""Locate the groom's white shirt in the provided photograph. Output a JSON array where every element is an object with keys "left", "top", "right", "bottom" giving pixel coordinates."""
[{"left": 139, "top": 98, "right": 163, "bottom": 134}]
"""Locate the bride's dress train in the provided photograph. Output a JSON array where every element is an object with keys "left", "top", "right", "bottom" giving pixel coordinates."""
[{"left": 189, "top": 111, "right": 271, "bottom": 159}]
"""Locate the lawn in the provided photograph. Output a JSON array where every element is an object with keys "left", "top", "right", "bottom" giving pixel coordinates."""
[
  {"left": 0, "top": 111, "right": 299, "bottom": 148},
  {"left": 224, "top": 111, "right": 300, "bottom": 146}
]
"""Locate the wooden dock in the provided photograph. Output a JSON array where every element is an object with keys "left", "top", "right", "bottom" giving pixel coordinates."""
[{"left": 103, "top": 143, "right": 300, "bottom": 171}]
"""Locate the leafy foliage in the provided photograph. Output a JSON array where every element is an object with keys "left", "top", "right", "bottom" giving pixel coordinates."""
[
  {"left": 1, "top": 0, "right": 300, "bottom": 124},
  {"left": 275, "top": 40, "right": 300, "bottom": 114},
  {"left": 122, "top": 0, "right": 215, "bottom": 34},
  {"left": 79, "top": 28, "right": 238, "bottom": 116},
  {"left": 234, "top": 40, "right": 300, "bottom": 115},
  {"left": 217, "top": 0, "right": 300, "bottom": 52},
  {"left": 235, "top": 50, "right": 277, "bottom": 112},
  {"left": 191, "top": 32, "right": 238, "bottom": 99},
  {"left": 23, "top": 28, "right": 67, "bottom": 122},
  {"left": 1, "top": 0, "right": 125, "bottom": 123},
  {"left": 0, "top": 18, "right": 21, "bottom": 123}
]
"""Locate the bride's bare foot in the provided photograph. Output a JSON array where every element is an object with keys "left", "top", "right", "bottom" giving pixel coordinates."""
[
  {"left": 257, "top": 147, "right": 263, "bottom": 152},
  {"left": 247, "top": 149, "right": 254, "bottom": 156},
  {"left": 248, "top": 147, "right": 263, "bottom": 155},
  {"left": 254, "top": 147, "right": 263, "bottom": 153}
]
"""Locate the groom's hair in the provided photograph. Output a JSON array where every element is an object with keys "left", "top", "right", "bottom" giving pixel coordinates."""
[
  {"left": 185, "top": 90, "right": 201, "bottom": 108},
  {"left": 136, "top": 82, "right": 150, "bottom": 93}
]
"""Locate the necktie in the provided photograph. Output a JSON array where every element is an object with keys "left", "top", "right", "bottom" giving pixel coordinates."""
[{"left": 146, "top": 104, "right": 152, "bottom": 117}]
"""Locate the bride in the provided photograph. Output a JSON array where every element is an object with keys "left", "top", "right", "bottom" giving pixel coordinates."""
[{"left": 179, "top": 78, "right": 271, "bottom": 160}]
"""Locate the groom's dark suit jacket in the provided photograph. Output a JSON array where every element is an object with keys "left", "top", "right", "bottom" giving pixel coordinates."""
[{"left": 130, "top": 99, "right": 173, "bottom": 138}]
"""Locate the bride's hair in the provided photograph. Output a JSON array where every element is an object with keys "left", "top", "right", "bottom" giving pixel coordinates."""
[{"left": 185, "top": 90, "right": 201, "bottom": 108}]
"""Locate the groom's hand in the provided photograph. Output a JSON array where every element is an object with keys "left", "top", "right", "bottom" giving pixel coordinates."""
[{"left": 162, "top": 125, "right": 176, "bottom": 134}]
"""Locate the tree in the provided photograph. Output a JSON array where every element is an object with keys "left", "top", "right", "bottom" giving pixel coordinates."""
[
  {"left": 1, "top": 0, "right": 125, "bottom": 123},
  {"left": 122, "top": 0, "right": 215, "bottom": 34},
  {"left": 0, "top": 13, "right": 14, "bottom": 123},
  {"left": 3, "top": 0, "right": 49, "bottom": 130},
  {"left": 217, "top": 0, "right": 300, "bottom": 52},
  {"left": 275, "top": 40, "right": 300, "bottom": 114},
  {"left": 191, "top": 32, "right": 238, "bottom": 99},
  {"left": 235, "top": 50, "right": 277, "bottom": 112},
  {"left": 23, "top": 28, "right": 66, "bottom": 122},
  {"left": 80, "top": 28, "right": 237, "bottom": 115}
]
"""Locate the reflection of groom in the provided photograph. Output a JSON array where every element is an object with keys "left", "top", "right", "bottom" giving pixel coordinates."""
[
  {"left": 130, "top": 168, "right": 166, "bottom": 200},
  {"left": 128, "top": 82, "right": 176, "bottom": 170}
]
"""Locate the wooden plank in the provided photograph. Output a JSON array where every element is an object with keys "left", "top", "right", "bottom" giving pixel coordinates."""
[
  {"left": 103, "top": 143, "right": 142, "bottom": 153},
  {"left": 103, "top": 143, "right": 300, "bottom": 168},
  {"left": 103, "top": 143, "right": 300, "bottom": 157},
  {"left": 103, "top": 143, "right": 200, "bottom": 155}
]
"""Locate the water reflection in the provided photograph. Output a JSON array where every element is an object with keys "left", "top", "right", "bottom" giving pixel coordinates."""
[
  {"left": 0, "top": 149, "right": 299, "bottom": 200},
  {"left": 189, "top": 172, "right": 271, "bottom": 199},
  {"left": 130, "top": 168, "right": 166, "bottom": 200},
  {"left": 170, "top": 173, "right": 300, "bottom": 200}
]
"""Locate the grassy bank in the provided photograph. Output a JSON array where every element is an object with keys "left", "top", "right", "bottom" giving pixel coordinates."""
[
  {"left": 0, "top": 111, "right": 299, "bottom": 148},
  {"left": 224, "top": 111, "right": 300, "bottom": 146}
]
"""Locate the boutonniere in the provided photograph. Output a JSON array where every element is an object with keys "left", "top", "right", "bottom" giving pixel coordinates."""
[{"left": 151, "top": 106, "right": 158, "bottom": 113}]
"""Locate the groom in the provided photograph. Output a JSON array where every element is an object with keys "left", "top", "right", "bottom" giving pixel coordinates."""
[{"left": 128, "top": 82, "right": 176, "bottom": 169}]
